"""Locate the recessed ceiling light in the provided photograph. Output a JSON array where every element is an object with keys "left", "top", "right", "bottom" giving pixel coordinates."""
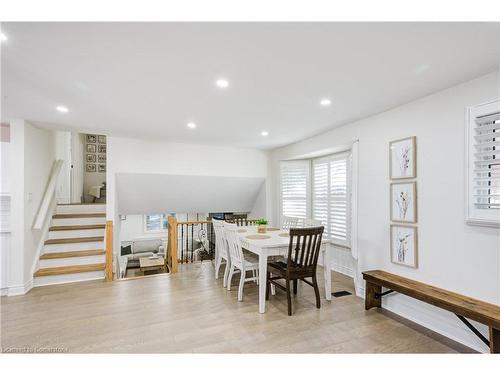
[
  {"left": 56, "top": 105, "right": 69, "bottom": 113},
  {"left": 187, "top": 122, "right": 197, "bottom": 129},
  {"left": 215, "top": 79, "right": 229, "bottom": 88},
  {"left": 320, "top": 98, "right": 331, "bottom": 106},
  {"left": 0, "top": 32, "right": 7, "bottom": 42},
  {"left": 261, "top": 131, "right": 269, "bottom": 136}
]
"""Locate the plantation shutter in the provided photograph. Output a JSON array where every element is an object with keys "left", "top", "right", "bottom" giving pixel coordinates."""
[
  {"left": 280, "top": 161, "right": 310, "bottom": 220},
  {"left": 467, "top": 99, "right": 500, "bottom": 226},
  {"left": 312, "top": 152, "right": 351, "bottom": 245},
  {"left": 473, "top": 112, "right": 500, "bottom": 209}
]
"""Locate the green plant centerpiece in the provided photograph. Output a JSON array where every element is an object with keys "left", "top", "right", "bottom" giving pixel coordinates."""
[{"left": 255, "top": 218, "right": 269, "bottom": 233}]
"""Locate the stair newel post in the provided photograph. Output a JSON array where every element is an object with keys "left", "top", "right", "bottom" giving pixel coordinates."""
[
  {"left": 105, "top": 220, "right": 113, "bottom": 281},
  {"left": 167, "top": 216, "right": 178, "bottom": 273}
]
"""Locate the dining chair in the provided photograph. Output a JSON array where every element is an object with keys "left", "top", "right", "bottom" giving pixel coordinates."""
[
  {"left": 281, "top": 215, "right": 299, "bottom": 230},
  {"left": 266, "top": 226, "right": 324, "bottom": 315},
  {"left": 213, "top": 219, "right": 231, "bottom": 288},
  {"left": 301, "top": 218, "right": 322, "bottom": 228},
  {"left": 223, "top": 222, "right": 259, "bottom": 301}
]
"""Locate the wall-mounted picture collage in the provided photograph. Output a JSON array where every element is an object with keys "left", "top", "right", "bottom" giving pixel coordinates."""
[{"left": 86, "top": 134, "right": 106, "bottom": 173}]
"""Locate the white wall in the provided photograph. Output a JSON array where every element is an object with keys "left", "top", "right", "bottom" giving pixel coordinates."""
[
  {"left": 6, "top": 120, "right": 56, "bottom": 295},
  {"left": 119, "top": 214, "right": 167, "bottom": 242},
  {"left": 268, "top": 71, "right": 500, "bottom": 352},
  {"left": 55, "top": 130, "right": 71, "bottom": 204}
]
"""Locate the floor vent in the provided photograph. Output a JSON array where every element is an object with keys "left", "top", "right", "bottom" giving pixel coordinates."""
[{"left": 332, "top": 290, "right": 352, "bottom": 298}]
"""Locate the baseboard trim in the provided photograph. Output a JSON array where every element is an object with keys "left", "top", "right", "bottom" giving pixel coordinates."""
[
  {"left": 331, "top": 262, "right": 355, "bottom": 278},
  {"left": 4, "top": 278, "right": 34, "bottom": 296}
]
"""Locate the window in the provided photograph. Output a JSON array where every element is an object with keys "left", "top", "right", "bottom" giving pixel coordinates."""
[
  {"left": 144, "top": 214, "right": 168, "bottom": 232},
  {"left": 280, "top": 151, "right": 351, "bottom": 245},
  {"left": 466, "top": 99, "right": 500, "bottom": 227},
  {"left": 312, "top": 152, "right": 351, "bottom": 245},
  {"left": 280, "top": 161, "right": 310, "bottom": 220}
]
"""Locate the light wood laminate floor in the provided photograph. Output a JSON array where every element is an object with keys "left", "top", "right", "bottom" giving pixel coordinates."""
[{"left": 1, "top": 262, "right": 474, "bottom": 353}]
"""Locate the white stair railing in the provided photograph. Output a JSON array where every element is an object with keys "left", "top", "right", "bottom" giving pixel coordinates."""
[{"left": 32, "top": 159, "right": 64, "bottom": 230}]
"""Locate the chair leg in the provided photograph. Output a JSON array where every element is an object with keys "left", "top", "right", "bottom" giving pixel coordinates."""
[
  {"left": 293, "top": 279, "right": 298, "bottom": 295},
  {"left": 266, "top": 272, "right": 270, "bottom": 300},
  {"left": 238, "top": 268, "right": 245, "bottom": 301},
  {"left": 223, "top": 259, "right": 230, "bottom": 288},
  {"left": 312, "top": 276, "right": 321, "bottom": 309},
  {"left": 286, "top": 278, "right": 292, "bottom": 316},
  {"left": 227, "top": 264, "right": 235, "bottom": 291},
  {"left": 215, "top": 256, "right": 221, "bottom": 280}
]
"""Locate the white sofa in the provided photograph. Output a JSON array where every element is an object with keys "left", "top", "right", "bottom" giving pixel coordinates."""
[{"left": 117, "top": 238, "right": 166, "bottom": 278}]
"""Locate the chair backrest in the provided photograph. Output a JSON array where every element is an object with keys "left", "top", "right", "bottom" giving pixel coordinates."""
[
  {"left": 301, "top": 218, "right": 322, "bottom": 228},
  {"left": 212, "top": 219, "right": 228, "bottom": 259},
  {"left": 224, "top": 222, "right": 245, "bottom": 266},
  {"left": 287, "top": 226, "right": 324, "bottom": 274},
  {"left": 282, "top": 215, "right": 299, "bottom": 230}
]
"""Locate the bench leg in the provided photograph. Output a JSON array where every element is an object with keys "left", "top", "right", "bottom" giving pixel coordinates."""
[
  {"left": 490, "top": 326, "right": 500, "bottom": 354},
  {"left": 365, "top": 281, "right": 382, "bottom": 310}
]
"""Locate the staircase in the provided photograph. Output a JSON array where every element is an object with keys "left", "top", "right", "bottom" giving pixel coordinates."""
[{"left": 33, "top": 203, "right": 107, "bottom": 287}]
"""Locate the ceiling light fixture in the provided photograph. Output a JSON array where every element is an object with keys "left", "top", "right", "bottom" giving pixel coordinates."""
[
  {"left": 56, "top": 105, "right": 69, "bottom": 113},
  {"left": 187, "top": 122, "right": 197, "bottom": 129},
  {"left": 0, "top": 32, "right": 7, "bottom": 42},
  {"left": 261, "top": 131, "right": 269, "bottom": 136},
  {"left": 215, "top": 78, "right": 229, "bottom": 88},
  {"left": 320, "top": 98, "right": 331, "bottom": 106}
]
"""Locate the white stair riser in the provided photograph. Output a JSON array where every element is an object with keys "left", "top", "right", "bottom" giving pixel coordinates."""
[
  {"left": 56, "top": 204, "right": 106, "bottom": 214},
  {"left": 34, "top": 271, "right": 105, "bottom": 287},
  {"left": 52, "top": 217, "right": 106, "bottom": 226},
  {"left": 48, "top": 229, "right": 104, "bottom": 239},
  {"left": 39, "top": 255, "right": 105, "bottom": 268},
  {"left": 43, "top": 241, "right": 105, "bottom": 253}
]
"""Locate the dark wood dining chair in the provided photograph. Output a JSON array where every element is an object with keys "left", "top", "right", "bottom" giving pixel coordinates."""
[{"left": 266, "top": 226, "right": 324, "bottom": 316}]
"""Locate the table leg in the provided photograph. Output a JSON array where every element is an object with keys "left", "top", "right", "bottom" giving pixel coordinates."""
[
  {"left": 259, "top": 253, "right": 268, "bottom": 313},
  {"left": 323, "top": 246, "right": 332, "bottom": 301}
]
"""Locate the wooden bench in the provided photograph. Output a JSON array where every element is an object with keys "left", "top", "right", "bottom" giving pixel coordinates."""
[{"left": 362, "top": 270, "right": 500, "bottom": 353}]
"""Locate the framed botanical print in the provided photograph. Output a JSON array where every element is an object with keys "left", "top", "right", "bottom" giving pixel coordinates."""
[
  {"left": 86, "top": 154, "right": 96, "bottom": 163},
  {"left": 86, "top": 134, "right": 96, "bottom": 143},
  {"left": 86, "top": 144, "right": 96, "bottom": 153},
  {"left": 98, "top": 164, "right": 106, "bottom": 173},
  {"left": 98, "top": 135, "right": 106, "bottom": 144},
  {"left": 390, "top": 224, "right": 418, "bottom": 268},
  {"left": 390, "top": 182, "right": 417, "bottom": 223},
  {"left": 97, "top": 154, "right": 106, "bottom": 163},
  {"left": 86, "top": 164, "right": 96, "bottom": 173},
  {"left": 390, "top": 136, "right": 416, "bottom": 179},
  {"left": 98, "top": 144, "right": 106, "bottom": 153}
]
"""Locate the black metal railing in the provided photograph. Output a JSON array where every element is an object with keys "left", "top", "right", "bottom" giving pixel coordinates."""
[{"left": 176, "top": 221, "right": 215, "bottom": 264}]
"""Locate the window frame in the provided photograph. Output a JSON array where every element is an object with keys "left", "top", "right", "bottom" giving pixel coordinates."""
[
  {"left": 465, "top": 99, "right": 500, "bottom": 227},
  {"left": 143, "top": 213, "right": 168, "bottom": 233}
]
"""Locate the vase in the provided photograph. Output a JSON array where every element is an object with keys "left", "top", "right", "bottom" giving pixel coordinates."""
[{"left": 257, "top": 224, "right": 267, "bottom": 233}]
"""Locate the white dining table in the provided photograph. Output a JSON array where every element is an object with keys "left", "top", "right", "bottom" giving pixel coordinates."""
[{"left": 238, "top": 226, "right": 332, "bottom": 313}]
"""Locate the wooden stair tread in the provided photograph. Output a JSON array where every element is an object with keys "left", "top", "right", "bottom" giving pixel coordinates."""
[
  {"left": 57, "top": 203, "right": 106, "bottom": 206},
  {"left": 53, "top": 213, "right": 106, "bottom": 219},
  {"left": 34, "top": 263, "right": 105, "bottom": 277},
  {"left": 363, "top": 270, "right": 500, "bottom": 327},
  {"left": 40, "top": 249, "right": 105, "bottom": 259},
  {"left": 49, "top": 224, "right": 105, "bottom": 231},
  {"left": 44, "top": 236, "right": 104, "bottom": 245}
]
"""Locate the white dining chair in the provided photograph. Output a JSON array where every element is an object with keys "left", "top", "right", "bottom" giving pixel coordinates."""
[
  {"left": 213, "top": 219, "right": 231, "bottom": 288},
  {"left": 282, "top": 215, "right": 299, "bottom": 230},
  {"left": 223, "top": 222, "right": 259, "bottom": 301},
  {"left": 301, "top": 218, "right": 322, "bottom": 228}
]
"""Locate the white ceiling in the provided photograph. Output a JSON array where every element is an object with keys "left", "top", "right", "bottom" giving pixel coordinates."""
[{"left": 2, "top": 22, "right": 499, "bottom": 149}]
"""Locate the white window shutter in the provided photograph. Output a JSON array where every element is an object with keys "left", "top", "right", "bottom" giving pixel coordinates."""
[
  {"left": 280, "top": 161, "right": 310, "bottom": 220},
  {"left": 466, "top": 99, "right": 500, "bottom": 226}
]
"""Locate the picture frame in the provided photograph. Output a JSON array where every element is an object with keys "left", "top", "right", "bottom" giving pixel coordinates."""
[
  {"left": 86, "top": 154, "right": 96, "bottom": 163},
  {"left": 98, "top": 144, "right": 106, "bottom": 153},
  {"left": 86, "top": 164, "right": 96, "bottom": 173},
  {"left": 390, "top": 224, "right": 418, "bottom": 268},
  {"left": 390, "top": 181, "right": 417, "bottom": 223},
  {"left": 98, "top": 164, "right": 106, "bottom": 173},
  {"left": 86, "top": 144, "right": 97, "bottom": 153},
  {"left": 97, "top": 154, "right": 106, "bottom": 163},
  {"left": 98, "top": 135, "right": 106, "bottom": 144},
  {"left": 86, "top": 134, "right": 97, "bottom": 143},
  {"left": 389, "top": 136, "right": 416, "bottom": 179}
]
